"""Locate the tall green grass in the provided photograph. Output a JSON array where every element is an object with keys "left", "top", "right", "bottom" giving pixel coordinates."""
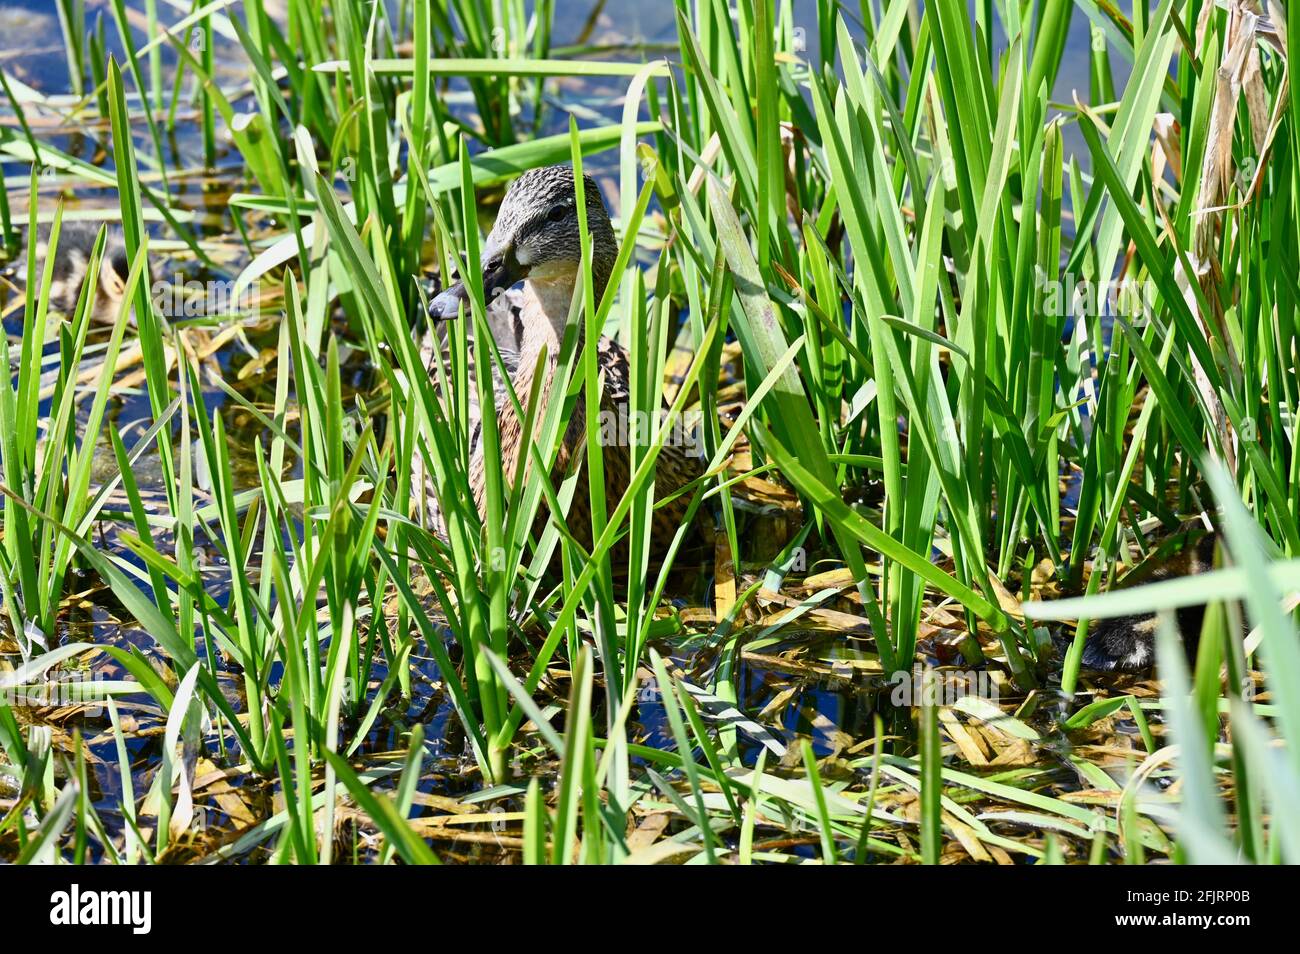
[{"left": 0, "top": 0, "right": 1296, "bottom": 865}]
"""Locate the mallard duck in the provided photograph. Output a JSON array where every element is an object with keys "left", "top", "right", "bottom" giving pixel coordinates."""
[
  {"left": 420, "top": 165, "right": 704, "bottom": 556},
  {"left": 3, "top": 221, "right": 132, "bottom": 320}
]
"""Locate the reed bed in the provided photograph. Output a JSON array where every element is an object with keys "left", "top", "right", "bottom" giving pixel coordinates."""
[{"left": 0, "top": 0, "right": 1296, "bottom": 866}]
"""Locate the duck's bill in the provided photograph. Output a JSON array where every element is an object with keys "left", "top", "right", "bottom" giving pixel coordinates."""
[
  {"left": 427, "top": 250, "right": 527, "bottom": 322},
  {"left": 427, "top": 281, "right": 470, "bottom": 321}
]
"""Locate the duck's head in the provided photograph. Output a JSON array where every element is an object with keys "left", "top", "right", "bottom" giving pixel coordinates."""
[{"left": 428, "top": 165, "right": 616, "bottom": 322}]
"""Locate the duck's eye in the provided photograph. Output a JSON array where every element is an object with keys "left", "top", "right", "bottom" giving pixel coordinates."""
[{"left": 546, "top": 204, "right": 569, "bottom": 223}]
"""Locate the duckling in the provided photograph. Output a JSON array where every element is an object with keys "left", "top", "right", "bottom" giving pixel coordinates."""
[
  {"left": 2, "top": 220, "right": 132, "bottom": 321},
  {"left": 421, "top": 165, "right": 704, "bottom": 556},
  {"left": 1081, "top": 530, "right": 1220, "bottom": 672}
]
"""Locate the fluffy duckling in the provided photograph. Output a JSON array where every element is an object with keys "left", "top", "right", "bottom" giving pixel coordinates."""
[
  {"left": 3, "top": 220, "right": 133, "bottom": 321},
  {"left": 1081, "top": 530, "right": 1221, "bottom": 672}
]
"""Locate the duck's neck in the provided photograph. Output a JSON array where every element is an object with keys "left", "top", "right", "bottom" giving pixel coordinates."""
[
  {"left": 519, "top": 263, "right": 611, "bottom": 361},
  {"left": 523, "top": 276, "right": 580, "bottom": 352}
]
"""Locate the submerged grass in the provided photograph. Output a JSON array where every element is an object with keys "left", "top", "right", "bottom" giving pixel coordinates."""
[{"left": 0, "top": 0, "right": 1297, "bottom": 865}]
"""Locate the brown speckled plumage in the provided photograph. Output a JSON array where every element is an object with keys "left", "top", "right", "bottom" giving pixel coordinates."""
[
  {"left": 420, "top": 165, "right": 704, "bottom": 555},
  {"left": 4, "top": 221, "right": 133, "bottom": 319}
]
